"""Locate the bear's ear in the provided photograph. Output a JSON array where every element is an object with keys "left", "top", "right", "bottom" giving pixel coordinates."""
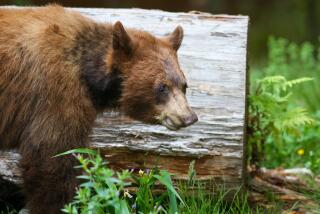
[
  {"left": 166, "top": 25, "right": 184, "bottom": 51},
  {"left": 112, "top": 21, "right": 133, "bottom": 55}
]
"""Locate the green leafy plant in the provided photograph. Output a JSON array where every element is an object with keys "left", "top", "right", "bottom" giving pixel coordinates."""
[
  {"left": 132, "top": 168, "right": 183, "bottom": 214},
  {"left": 263, "top": 37, "right": 320, "bottom": 112},
  {"left": 58, "top": 149, "right": 184, "bottom": 214},
  {"left": 248, "top": 75, "right": 314, "bottom": 166},
  {"left": 59, "top": 149, "right": 131, "bottom": 214},
  {"left": 250, "top": 37, "right": 320, "bottom": 173}
]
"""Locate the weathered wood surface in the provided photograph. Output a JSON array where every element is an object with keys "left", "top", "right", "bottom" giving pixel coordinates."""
[
  {"left": 0, "top": 152, "right": 21, "bottom": 184},
  {"left": 0, "top": 7, "right": 249, "bottom": 191}
]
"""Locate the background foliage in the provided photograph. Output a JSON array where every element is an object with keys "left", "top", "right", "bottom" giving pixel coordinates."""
[{"left": 250, "top": 38, "right": 320, "bottom": 173}]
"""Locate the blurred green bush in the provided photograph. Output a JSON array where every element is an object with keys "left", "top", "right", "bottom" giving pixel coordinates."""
[{"left": 250, "top": 38, "right": 320, "bottom": 173}]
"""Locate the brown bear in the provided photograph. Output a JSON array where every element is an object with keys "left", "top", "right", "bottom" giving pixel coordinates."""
[{"left": 0, "top": 5, "right": 198, "bottom": 214}]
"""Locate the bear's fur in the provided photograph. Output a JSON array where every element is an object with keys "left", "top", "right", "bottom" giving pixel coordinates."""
[{"left": 0, "top": 5, "right": 197, "bottom": 213}]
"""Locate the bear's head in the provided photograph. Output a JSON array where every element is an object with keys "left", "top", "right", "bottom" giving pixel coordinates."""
[{"left": 110, "top": 21, "right": 197, "bottom": 130}]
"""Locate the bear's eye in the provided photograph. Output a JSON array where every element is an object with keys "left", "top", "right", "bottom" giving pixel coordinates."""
[
  {"left": 155, "top": 84, "right": 169, "bottom": 104},
  {"left": 158, "top": 84, "right": 168, "bottom": 94}
]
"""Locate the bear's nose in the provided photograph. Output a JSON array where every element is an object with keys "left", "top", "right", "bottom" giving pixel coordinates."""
[{"left": 183, "top": 111, "right": 198, "bottom": 127}]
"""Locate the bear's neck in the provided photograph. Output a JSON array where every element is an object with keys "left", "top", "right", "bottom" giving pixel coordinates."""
[{"left": 73, "top": 23, "right": 123, "bottom": 110}]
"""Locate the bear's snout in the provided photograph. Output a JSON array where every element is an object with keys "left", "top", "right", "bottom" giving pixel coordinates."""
[
  {"left": 182, "top": 111, "right": 198, "bottom": 127},
  {"left": 158, "top": 88, "right": 198, "bottom": 130}
]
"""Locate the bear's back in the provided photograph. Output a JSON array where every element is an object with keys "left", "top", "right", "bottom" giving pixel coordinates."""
[
  {"left": 0, "top": 6, "right": 101, "bottom": 148},
  {"left": 0, "top": 5, "right": 92, "bottom": 66}
]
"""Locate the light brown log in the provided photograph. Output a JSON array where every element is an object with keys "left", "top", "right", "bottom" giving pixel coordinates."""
[{"left": 0, "top": 7, "right": 249, "bottom": 193}]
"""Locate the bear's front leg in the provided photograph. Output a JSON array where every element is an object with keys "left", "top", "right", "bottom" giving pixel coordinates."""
[{"left": 19, "top": 144, "right": 81, "bottom": 214}]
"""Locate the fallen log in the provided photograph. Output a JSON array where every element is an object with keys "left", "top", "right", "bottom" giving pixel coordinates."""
[
  {"left": 248, "top": 167, "right": 320, "bottom": 211},
  {"left": 0, "top": 7, "right": 249, "bottom": 196}
]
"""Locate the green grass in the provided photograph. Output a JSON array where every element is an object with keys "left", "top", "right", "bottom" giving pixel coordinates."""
[{"left": 178, "top": 187, "right": 263, "bottom": 214}]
